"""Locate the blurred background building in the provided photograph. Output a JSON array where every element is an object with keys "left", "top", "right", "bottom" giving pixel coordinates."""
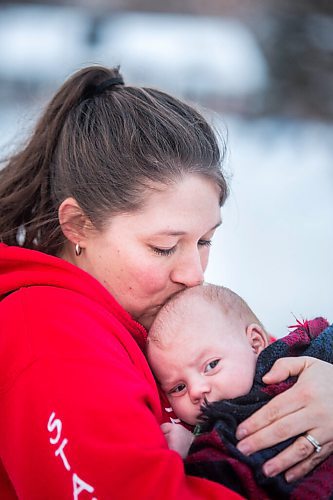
[{"left": 0, "top": 0, "right": 332, "bottom": 336}]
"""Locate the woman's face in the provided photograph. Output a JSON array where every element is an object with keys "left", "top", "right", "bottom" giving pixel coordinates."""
[{"left": 77, "top": 174, "right": 221, "bottom": 328}]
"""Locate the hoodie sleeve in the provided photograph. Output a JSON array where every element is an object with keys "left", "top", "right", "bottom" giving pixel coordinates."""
[{"left": 0, "top": 286, "right": 241, "bottom": 500}]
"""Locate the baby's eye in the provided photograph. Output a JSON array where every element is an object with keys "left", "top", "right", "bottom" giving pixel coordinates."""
[
  {"left": 205, "top": 359, "right": 220, "bottom": 373},
  {"left": 168, "top": 383, "right": 186, "bottom": 395}
]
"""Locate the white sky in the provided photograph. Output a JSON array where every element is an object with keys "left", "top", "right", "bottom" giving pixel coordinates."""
[{"left": 206, "top": 116, "right": 333, "bottom": 337}]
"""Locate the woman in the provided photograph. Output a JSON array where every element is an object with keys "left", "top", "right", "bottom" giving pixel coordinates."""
[{"left": 0, "top": 65, "right": 332, "bottom": 499}]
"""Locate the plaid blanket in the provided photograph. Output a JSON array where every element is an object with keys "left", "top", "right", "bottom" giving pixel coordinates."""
[{"left": 185, "top": 317, "right": 333, "bottom": 499}]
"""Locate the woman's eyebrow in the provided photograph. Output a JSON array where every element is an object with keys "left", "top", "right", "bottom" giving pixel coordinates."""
[
  {"left": 154, "top": 230, "right": 187, "bottom": 236},
  {"left": 154, "top": 221, "right": 222, "bottom": 237}
]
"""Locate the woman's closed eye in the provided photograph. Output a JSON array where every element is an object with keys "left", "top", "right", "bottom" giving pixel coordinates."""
[
  {"left": 198, "top": 239, "right": 212, "bottom": 248},
  {"left": 150, "top": 238, "right": 212, "bottom": 257},
  {"left": 151, "top": 246, "right": 176, "bottom": 257},
  {"left": 205, "top": 359, "right": 221, "bottom": 373},
  {"left": 168, "top": 383, "right": 186, "bottom": 395}
]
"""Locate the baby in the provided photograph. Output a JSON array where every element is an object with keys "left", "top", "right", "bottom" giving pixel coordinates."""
[
  {"left": 147, "top": 284, "right": 269, "bottom": 455},
  {"left": 146, "top": 284, "right": 333, "bottom": 499}
]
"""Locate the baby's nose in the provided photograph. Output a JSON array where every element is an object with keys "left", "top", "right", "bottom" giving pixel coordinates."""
[{"left": 189, "top": 381, "right": 210, "bottom": 404}]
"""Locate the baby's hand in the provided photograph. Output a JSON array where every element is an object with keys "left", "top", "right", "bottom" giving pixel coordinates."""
[{"left": 161, "top": 422, "right": 194, "bottom": 459}]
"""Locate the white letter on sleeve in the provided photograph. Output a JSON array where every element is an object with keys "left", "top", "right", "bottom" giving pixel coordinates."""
[
  {"left": 72, "top": 473, "right": 94, "bottom": 499},
  {"left": 47, "top": 411, "right": 62, "bottom": 445}
]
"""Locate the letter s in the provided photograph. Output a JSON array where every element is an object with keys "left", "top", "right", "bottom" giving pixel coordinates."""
[{"left": 47, "top": 411, "right": 62, "bottom": 445}]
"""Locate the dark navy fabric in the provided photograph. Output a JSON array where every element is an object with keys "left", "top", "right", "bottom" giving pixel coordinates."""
[{"left": 185, "top": 318, "right": 333, "bottom": 500}]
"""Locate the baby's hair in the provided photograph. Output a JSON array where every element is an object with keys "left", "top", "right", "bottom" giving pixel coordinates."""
[{"left": 149, "top": 284, "right": 265, "bottom": 345}]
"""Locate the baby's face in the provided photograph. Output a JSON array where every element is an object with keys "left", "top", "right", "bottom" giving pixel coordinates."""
[{"left": 147, "top": 299, "right": 262, "bottom": 425}]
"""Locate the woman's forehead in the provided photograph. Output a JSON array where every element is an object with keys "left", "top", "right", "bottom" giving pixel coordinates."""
[{"left": 104, "top": 176, "right": 221, "bottom": 238}]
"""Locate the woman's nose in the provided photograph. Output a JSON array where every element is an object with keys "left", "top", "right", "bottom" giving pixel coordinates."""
[{"left": 170, "top": 250, "right": 205, "bottom": 287}]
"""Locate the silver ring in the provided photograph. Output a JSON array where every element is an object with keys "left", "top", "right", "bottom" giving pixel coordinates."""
[{"left": 304, "top": 433, "right": 322, "bottom": 453}]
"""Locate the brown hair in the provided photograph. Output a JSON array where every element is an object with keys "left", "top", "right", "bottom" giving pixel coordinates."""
[{"left": 0, "top": 65, "right": 228, "bottom": 255}]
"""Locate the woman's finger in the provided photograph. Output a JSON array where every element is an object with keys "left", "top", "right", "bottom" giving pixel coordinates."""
[
  {"left": 261, "top": 431, "right": 328, "bottom": 478},
  {"left": 236, "top": 356, "right": 323, "bottom": 442},
  {"left": 237, "top": 407, "right": 310, "bottom": 455},
  {"left": 284, "top": 441, "right": 333, "bottom": 482},
  {"left": 261, "top": 356, "right": 312, "bottom": 385},
  {"left": 236, "top": 382, "right": 309, "bottom": 443},
  {"left": 236, "top": 356, "right": 333, "bottom": 479}
]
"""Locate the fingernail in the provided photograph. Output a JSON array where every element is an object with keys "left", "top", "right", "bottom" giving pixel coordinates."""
[
  {"left": 263, "top": 464, "right": 277, "bottom": 477},
  {"left": 237, "top": 442, "right": 251, "bottom": 456},
  {"left": 236, "top": 428, "right": 248, "bottom": 440},
  {"left": 285, "top": 473, "right": 294, "bottom": 483}
]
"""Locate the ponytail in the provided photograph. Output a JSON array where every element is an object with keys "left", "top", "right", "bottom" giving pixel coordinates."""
[{"left": 0, "top": 66, "right": 122, "bottom": 254}]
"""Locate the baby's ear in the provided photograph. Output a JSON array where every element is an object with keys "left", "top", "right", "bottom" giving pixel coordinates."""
[{"left": 246, "top": 323, "right": 269, "bottom": 355}]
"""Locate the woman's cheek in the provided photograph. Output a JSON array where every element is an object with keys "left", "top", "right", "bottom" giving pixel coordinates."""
[{"left": 139, "top": 266, "right": 169, "bottom": 293}]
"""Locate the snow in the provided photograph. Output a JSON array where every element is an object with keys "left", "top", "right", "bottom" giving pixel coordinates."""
[
  {"left": 0, "top": 5, "right": 92, "bottom": 84},
  {"left": 95, "top": 12, "right": 268, "bottom": 97},
  {"left": 205, "top": 116, "right": 333, "bottom": 337}
]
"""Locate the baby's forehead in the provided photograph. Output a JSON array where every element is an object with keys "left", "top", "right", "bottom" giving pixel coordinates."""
[
  {"left": 160, "top": 290, "right": 211, "bottom": 321},
  {"left": 150, "top": 294, "right": 201, "bottom": 338},
  {"left": 149, "top": 313, "right": 188, "bottom": 348},
  {"left": 149, "top": 295, "right": 224, "bottom": 351}
]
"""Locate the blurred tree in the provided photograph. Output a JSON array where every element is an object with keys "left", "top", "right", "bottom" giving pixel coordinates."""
[
  {"left": 252, "top": 0, "right": 333, "bottom": 119},
  {"left": 0, "top": 0, "right": 331, "bottom": 119}
]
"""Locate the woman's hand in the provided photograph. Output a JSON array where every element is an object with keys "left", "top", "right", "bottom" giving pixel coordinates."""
[
  {"left": 235, "top": 356, "right": 333, "bottom": 482},
  {"left": 161, "top": 423, "right": 194, "bottom": 459}
]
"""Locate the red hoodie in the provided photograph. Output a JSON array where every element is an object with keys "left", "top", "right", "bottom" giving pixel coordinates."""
[{"left": 0, "top": 244, "right": 241, "bottom": 500}]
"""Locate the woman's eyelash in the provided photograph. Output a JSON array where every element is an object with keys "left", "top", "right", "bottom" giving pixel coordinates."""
[
  {"left": 152, "top": 239, "right": 211, "bottom": 256},
  {"left": 152, "top": 246, "right": 176, "bottom": 256},
  {"left": 198, "top": 239, "right": 212, "bottom": 247}
]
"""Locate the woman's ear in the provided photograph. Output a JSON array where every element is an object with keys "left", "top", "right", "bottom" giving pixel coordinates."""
[
  {"left": 58, "top": 197, "right": 92, "bottom": 246},
  {"left": 246, "top": 323, "right": 269, "bottom": 355}
]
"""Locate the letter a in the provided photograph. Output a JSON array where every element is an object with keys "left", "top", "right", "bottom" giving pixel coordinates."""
[{"left": 72, "top": 473, "right": 94, "bottom": 499}]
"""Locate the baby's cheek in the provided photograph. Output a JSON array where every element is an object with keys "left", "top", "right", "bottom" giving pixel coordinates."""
[
  {"left": 235, "top": 365, "right": 256, "bottom": 396},
  {"left": 168, "top": 397, "right": 198, "bottom": 426},
  {"left": 167, "top": 397, "right": 180, "bottom": 416},
  {"left": 239, "top": 377, "right": 254, "bottom": 395}
]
